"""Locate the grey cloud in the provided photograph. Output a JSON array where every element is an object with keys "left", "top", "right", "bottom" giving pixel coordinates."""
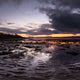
[
  {"left": 0, "top": 0, "right": 24, "bottom": 6},
  {"left": 7, "top": 23, "right": 15, "bottom": 25},
  {"left": 0, "top": 0, "right": 8, "bottom": 5},
  {"left": 0, "top": 23, "right": 59, "bottom": 35},
  {"left": 0, "top": 23, "right": 3, "bottom": 25},
  {"left": 26, "top": 24, "right": 59, "bottom": 35},
  {"left": 0, "top": 27, "right": 20, "bottom": 33},
  {"left": 0, "top": 27, "right": 27, "bottom": 34}
]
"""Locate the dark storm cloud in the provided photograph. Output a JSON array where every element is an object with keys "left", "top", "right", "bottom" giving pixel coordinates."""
[
  {"left": 52, "top": 0, "right": 80, "bottom": 8},
  {"left": 39, "top": 0, "right": 80, "bottom": 34},
  {"left": 39, "top": 0, "right": 80, "bottom": 8},
  {"left": 49, "top": 13, "right": 80, "bottom": 33}
]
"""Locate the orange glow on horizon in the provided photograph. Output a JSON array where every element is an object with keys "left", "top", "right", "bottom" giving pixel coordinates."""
[
  {"left": 18, "top": 33, "right": 80, "bottom": 37},
  {"left": 18, "top": 34, "right": 30, "bottom": 37}
]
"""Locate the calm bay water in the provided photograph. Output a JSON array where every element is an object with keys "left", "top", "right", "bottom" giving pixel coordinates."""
[{"left": 0, "top": 40, "right": 80, "bottom": 80}]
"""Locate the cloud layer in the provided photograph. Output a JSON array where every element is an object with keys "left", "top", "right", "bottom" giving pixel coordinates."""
[
  {"left": 0, "top": 24, "right": 58, "bottom": 35},
  {"left": 39, "top": 0, "right": 80, "bottom": 34}
]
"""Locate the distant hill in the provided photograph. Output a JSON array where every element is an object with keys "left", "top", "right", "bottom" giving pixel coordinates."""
[
  {"left": 31, "top": 36, "right": 80, "bottom": 39},
  {"left": 0, "top": 33, "right": 24, "bottom": 41}
]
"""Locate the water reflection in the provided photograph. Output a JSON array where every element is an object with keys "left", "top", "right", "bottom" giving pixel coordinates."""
[
  {"left": 31, "top": 52, "right": 51, "bottom": 67},
  {"left": 0, "top": 40, "right": 80, "bottom": 80}
]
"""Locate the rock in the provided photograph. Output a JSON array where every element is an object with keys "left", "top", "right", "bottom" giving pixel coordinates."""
[
  {"left": 9, "top": 51, "right": 25, "bottom": 58},
  {"left": 0, "top": 51, "right": 12, "bottom": 55},
  {"left": 66, "top": 51, "right": 79, "bottom": 56},
  {"left": 30, "top": 76, "right": 45, "bottom": 80}
]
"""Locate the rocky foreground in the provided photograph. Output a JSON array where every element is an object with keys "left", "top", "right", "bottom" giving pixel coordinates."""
[{"left": 0, "top": 41, "right": 80, "bottom": 80}]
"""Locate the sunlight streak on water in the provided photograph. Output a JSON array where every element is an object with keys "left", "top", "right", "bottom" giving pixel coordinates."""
[
  {"left": 31, "top": 52, "right": 52, "bottom": 67},
  {"left": 16, "top": 46, "right": 52, "bottom": 68}
]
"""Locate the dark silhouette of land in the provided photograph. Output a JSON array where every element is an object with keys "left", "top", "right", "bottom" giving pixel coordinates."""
[{"left": 0, "top": 33, "right": 24, "bottom": 41}]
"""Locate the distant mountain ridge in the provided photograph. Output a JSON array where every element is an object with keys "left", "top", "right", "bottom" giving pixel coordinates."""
[{"left": 28, "top": 36, "right": 80, "bottom": 39}]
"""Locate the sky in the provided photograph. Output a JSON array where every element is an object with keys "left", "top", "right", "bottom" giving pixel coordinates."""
[{"left": 0, "top": 0, "right": 80, "bottom": 37}]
